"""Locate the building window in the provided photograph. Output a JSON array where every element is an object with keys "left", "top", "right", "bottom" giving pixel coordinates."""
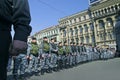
[
  {"left": 106, "top": 18, "right": 113, "bottom": 27},
  {"left": 98, "top": 20, "right": 104, "bottom": 29},
  {"left": 86, "top": 36, "right": 89, "bottom": 44},
  {"left": 98, "top": 11, "right": 101, "bottom": 16},
  {"left": 79, "top": 26, "right": 83, "bottom": 33},
  {"left": 84, "top": 24, "right": 88, "bottom": 32},
  {"left": 83, "top": 16, "right": 86, "bottom": 20},
  {"left": 111, "top": 6, "right": 114, "bottom": 12},
  {"left": 63, "top": 30, "right": 66, "bottom": 37},
  {"left": 100, "top": 34, "right": 104, "bottom": 41},
  {"left": 89, "top": 23, "right": 93, "bottom": 31},
  {"left": 101, "top": 10, "right": 104, "bottom": 14},
  {"left": 70, "top": 29, "right": 73, "bottom": 36},
  {"left": 95, "top": 12, "right": 98, "bottom": 16},
  {"left": 80, "top": 37, "right": 84, "bottom": 43},
  {"left": 115, "top": 5, "right": 118, "bottom": 11},
  {"left": 71, "top": 38, "right": 74, "bottom": 43},
  {"left": 75, "top": 28, "right": 78, "bottom": 35},
  {"left": 104, "top": 8, "right": 107, "bottom": 13},
  {"left": 108, "top": 8, "right": 111, "bottom": 13},
  {"left": 79, "top": 17, "right": 81, "bottom": 22},
  {"left": 74, "top": 18, "right": 77, "bottom": 23},
  {"left": 76, "top": 38, "right": 79, "bottom": 44}
]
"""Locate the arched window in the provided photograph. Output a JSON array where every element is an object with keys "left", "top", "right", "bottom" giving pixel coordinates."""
[
  {"left": 108, "top": 7, "right": 111, "bottom": 13},
  {"left": 70, "top": 28, "right": 73, "bottom": 36},
  {"left": 101, "top": 10, "right": 104, "bottom": 14},
  {"left": 63, "top": 30, "right": 66, "bottom": 37},
  {"left": 75, "top": 27, "right": 78, "bottom": 35},
  {"left": 106, "top": 18, "right": 113, "bottom": 27},
  {"left": 89, "top": 23, "right": 94, "bottom": 31},
  {"left": 104, "top": 8, "right": 107, "bottom": 13},
  {"left": 79, "top": 26, "right": 83, "bottom": 33},
  {"left": 86, "top": 36, "right": 89, "bottom": 44},
  {"left": 98, "top": 20, "right": 104, "bottom": 29},
  {"left": 80, "top": 37, "right": 84, "bottom": 43},
  {"left": 111, "top": 6, "right": 114, "bottom": 12},
  {"left": 115, "top": 5, "right": 118, "bottom": 11},
  {"left": 84, "top": 24, "right": 88, "bottom": 32}
]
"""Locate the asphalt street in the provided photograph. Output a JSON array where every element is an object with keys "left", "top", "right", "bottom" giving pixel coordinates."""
[{"left": 7, "top": 58, "right": 120, "bottom": 80}]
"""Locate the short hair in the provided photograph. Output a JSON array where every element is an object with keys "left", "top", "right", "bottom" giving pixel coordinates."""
[
  {"left": 59, "top": 42, "right": 62, "bottom": 44},
  {"left": 51, "top": 38, "right": 54, "bottom": 40},
  {"left": 32, "top": 37, "right": 36, "bottom": 40},
  {"left": 70, "top": 42, "right": 73, "bottom": 44},
  {"left": 43, "top": 37, "right": 47, "bottom": 39}
]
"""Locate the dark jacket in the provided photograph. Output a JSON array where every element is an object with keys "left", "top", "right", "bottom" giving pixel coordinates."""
[{"left": 0, "top": 0, "right": 32, "bottom": 42}]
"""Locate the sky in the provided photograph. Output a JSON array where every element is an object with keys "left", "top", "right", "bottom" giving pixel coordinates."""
[{"left": 28, "top": 0, "right": 89, "bottom": 35}]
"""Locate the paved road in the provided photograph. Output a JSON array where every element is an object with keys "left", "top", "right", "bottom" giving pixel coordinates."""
[{"left": 8, "top": 58, "right": 120, "bottom": 80}]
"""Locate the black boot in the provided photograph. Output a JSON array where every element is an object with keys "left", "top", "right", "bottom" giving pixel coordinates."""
[
  {"left": 41, "top": 69, "right": 45, "bottom": 75},
  {"left": 13, "top": 74, "right": 18, "bottom": 80}
]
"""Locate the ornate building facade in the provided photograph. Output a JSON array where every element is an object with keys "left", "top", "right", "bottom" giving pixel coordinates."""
[
  {"left": 59, "top": 10, "right": 93, "bottom": 45},
  {"left": 90, "top": 0, "right": 120, "bottom": 46},
  {"left": 33, "top": 0, "right": 120, "bottom": 47},
  {"left": 59, "top": 0, "right": 120, "bottom": 46},
  {"left": 33, "top": 25, "right": 60, "bottom": 45}
]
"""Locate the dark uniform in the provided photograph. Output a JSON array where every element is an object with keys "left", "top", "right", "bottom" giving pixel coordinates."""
[
  {"left": 57, "top": 43, "right": 64, "bottom": 69},
  {"left": 72, "top": 43, "right": 77, "bottom": 65},
  {"left": 0, "top": 0, "right": 31, "bottom": 80},
  {"left": 50, "top": 41, "right": 58, "bottom": 71}
]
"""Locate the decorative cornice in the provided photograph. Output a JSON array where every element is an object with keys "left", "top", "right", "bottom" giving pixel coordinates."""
[{"left": 90, "top": 0, "right": 120, "bottom": 11}]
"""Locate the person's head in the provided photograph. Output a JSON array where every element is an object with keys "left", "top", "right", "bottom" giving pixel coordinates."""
[
  {"left": 43, "top": 37, "right": 48, "bottom": 41},
  {"left": 76, "top": 43, "right": 79, "bottom": 46},
  {"left": 64, "top": 41, "right": 67, "bottom": 46},
  {"left": 51, "top": 38, "right": 54, "bottom": 43},
  {"left": 59, "top": 42, "right": 62, "bottom": 46},
  {"left": 73, "top": 42, "right": 76, "bottom": 46},
  {"left": 80, "top": 43, "right": 83, "bottom": 46},
  {"left": 70, "top": 42, "right": 73, "bottom": 45},
  {"left": 31, "top": 37, "right": 37, "bottom": 43}
]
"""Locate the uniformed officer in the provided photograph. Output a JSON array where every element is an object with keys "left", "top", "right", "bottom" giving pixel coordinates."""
[
  {"left": 63, "top": 41, "right": 71, "bottom": 68},
  {"left": 50, "top": 38, "right": 58, "bottom": 71},
  {"left": 40, "top": 37, "right": 52, "bottom": 75},
  {"left": 69, "top": 42, "right": 73, "bottom": 67},
  {"left": 27, "top": 37, "right": 39, "bottom": 75},
  {"left": 57, "top": 42, "right": 64, "bottom": 70},
  {"left": 0, "top": 0, "right": 32, "bottom": 80},
  {"left": 72, "top": 42, "right": 77, "bottom": 65}
]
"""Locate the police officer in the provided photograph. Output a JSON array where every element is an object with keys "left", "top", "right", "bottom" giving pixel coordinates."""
[
  {"left": 0, "top": 0, "right": 32, "bottom": 80},
  {"left": 27, "top": 37, "right": 39, "bottom": 75},
  {"left": 50, "top": 38, "right": 58, "bottom": 71},
  {"left": 63, "top": 41, "right": 71, "bottom": 68},
  {"left": 57, "top": 42, "right": 64, "bottom": 70},
  {"left": 40, "top": 37, "right": 52, "bottom": 75},
  {"left": 72, "top": 42, "right": 77, "bottom": 65},
  {"left": 69, "top": 42, "right": 73, "bottom": 67}
]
